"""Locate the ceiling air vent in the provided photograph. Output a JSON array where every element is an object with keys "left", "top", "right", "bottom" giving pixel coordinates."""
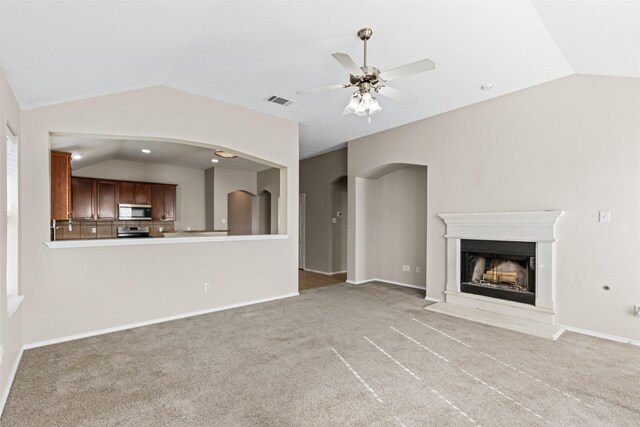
[{"left": 264, "top": 95, "right": 294, "bottom": 107}]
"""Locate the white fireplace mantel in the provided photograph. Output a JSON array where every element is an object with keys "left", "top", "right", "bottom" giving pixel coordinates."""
[{"left": 427, "top": 211, "right": 565, "bottom": 340}]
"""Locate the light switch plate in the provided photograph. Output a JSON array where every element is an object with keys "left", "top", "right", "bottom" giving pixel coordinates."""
[
  {"left": 332, "top": 218, "right": 337, "bottom": 223},
  {"left": 634, "top": 305, "right": 640, "bottom": 318},
  {"left": 599, "top": 211, "right": 611, "bottom": 223}
]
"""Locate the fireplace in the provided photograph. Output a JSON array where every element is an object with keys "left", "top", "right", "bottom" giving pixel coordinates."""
[
  {"left": 461, "top": 239, "right": 535, "bottom": 305},
  {"left": 428, "top": 211, "right": 565, "bottom": 340}
]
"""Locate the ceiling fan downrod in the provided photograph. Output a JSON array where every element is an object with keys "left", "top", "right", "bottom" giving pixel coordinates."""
[{"left": 357, "top": 28, "right": 373, "bottom": 67}]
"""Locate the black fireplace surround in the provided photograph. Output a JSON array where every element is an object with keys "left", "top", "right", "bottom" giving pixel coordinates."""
[{"left": 460, "top": 239, "right": 536, "bottom": 305}]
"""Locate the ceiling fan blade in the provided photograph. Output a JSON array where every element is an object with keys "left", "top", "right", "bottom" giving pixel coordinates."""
[
  {"left": 296, "top": 83, "right": 350, "bottom": 96},
  {"left": 332, "top": 52, "right": 363, "bottom": 76},
  {"left": 376, "top": 86, "right": 418, "bottom": 104},
  {"left": 380, "top": 58, "right": 435, "bottom": 81}
]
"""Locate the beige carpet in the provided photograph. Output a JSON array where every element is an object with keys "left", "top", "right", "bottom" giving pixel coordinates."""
[{"left": 2, "top": 283, "right": 639, "bottom": 426}]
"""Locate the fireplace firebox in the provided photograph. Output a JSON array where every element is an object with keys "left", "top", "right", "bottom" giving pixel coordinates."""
[{"left": 460, "top": 239, "right": 536, "bottom": 305}]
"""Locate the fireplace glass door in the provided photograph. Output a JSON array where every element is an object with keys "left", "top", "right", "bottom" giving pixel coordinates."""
[{"left": 460, "top": 239, "right": 536, "bottom": 305}]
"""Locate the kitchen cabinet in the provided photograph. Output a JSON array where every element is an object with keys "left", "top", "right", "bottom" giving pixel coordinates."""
[
  {"left": 71, "top": 177, "right": 95, "bottom": 220},
  {"left": 50, "top": 151, "right": 72, "bottom": 220},
  {"left": 119, "top": 182, "right": 151, "bottom": 204},
  {"left": 151, "top": 184, "right": 177, "bottom": 221},
  {"left": 119, "top": 182, "right": 135, "bottom": 204},
  {"left": 63, "top": 177, "right": 177, "bottom": 221},
  {"left": 135, "top": 183, "right": 151, "bottom": 204},
  {"left": 96, "top": 180, "right": 118, "bottom": 220}
]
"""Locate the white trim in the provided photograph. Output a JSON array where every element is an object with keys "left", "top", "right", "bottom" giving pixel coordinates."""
[
  {"left": 561, "top": 324, "right": 640, "bottom": 347},
  {"left": 23, "top": 292, "right": 299, "bottom": 350},
  {"left": 347, "top": 278, "right": 425, "bottom": 291},
  {"left": 45, "top": 234, "right": 288, "bottom": 249},
  {"left": 6, "top": 295, "right": 25, "bottom": 318},
  {"left": 304, "top": 269, "right": 347, "bottom": 276},
  {"left": 425, "top": 296, "right": 444, "bottom": 303},
  {"left": 0, "top": 347, "right": 23, "bottom": 418}
]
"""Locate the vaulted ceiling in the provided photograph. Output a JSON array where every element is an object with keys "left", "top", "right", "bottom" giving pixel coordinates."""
[{"left": 1, "top": 1, "right": 638, "bottom": 158}]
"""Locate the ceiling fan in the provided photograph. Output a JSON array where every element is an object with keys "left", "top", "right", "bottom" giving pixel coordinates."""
[{"left": 297, "top": 28, "right": 435, "bottom": 122}]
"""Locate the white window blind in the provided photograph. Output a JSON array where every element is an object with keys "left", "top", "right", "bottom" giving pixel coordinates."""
[{"left": 6, "top": 134, "right": 19, "bottom": 299}]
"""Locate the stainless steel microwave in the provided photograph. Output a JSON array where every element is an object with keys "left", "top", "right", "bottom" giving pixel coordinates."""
[{"left": 118, "top": 204, "right": 152, "bottom": 221}]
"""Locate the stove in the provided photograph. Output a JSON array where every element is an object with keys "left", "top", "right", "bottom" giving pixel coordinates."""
[{"left": 117, "top": 226, "right": 150, "bottom": 238}]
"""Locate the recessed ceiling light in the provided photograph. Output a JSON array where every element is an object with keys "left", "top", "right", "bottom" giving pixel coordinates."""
[
  {"left": 215, "top": 150, "right": 237, "bottom": 159},
  {"left": 72, "top": 153, "right": 82, "bottom": 160},
  {"left": 480, "top": 83, "right": 494, "bottom": 90},
  {"left": 211, "top": 159, "right": 219, "bottom": 163},
  {"left": 141, "top": 149, "right": 151, "bottom": 154}
]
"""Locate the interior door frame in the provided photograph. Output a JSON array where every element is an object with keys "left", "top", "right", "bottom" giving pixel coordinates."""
[{"left": 298, "top": 193, "right": 305, "bottom": 270}]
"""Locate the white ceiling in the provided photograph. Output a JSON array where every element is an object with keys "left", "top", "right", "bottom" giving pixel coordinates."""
[
  {"left": 50, "top": 135, "right": 274, "bottom": 173},
  {"left": 2, "top": 1, "right": 638, "bottom": 159}
]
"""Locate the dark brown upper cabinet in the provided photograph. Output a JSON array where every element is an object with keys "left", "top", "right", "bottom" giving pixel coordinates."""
[
  {"left": 150, "top": 184, "right": 177, "bottom": 221},
  {"left": 96, "top": 180, "right": 119, "bottom": 220},
  {"left": 119, "top": 181, "right": 151, "bottom": 205},
  {"left": 71, "top": 177, "right": 95, "bottom": 220}
]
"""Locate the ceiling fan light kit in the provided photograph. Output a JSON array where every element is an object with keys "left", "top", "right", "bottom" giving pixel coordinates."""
[{"left": 297, "top": 27, "right": 435, "bottom": 122}]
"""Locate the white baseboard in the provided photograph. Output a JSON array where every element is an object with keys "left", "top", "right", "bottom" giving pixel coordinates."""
[
  {"left": 23, "top": 292, "right": 299, "bottom": 350},
  {"left": 346, "top": 278, "right": 425, "bottom": 291},
  {"left": 560, "top": 324, "right": 640, "bottom": 347},
  {"left": 0, "top": 346, "right": 24, "bottom": 418},
  {"left": 304, "top": 269, "right": 347, "bottom": 276},
  {"left": 425, "top": 296, "right": 444, "bottom": 303}
]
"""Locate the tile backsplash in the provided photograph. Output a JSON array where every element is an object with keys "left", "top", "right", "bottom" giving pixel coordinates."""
[{"left": 52, "top": 220, "right": 175, "bottom": 240}]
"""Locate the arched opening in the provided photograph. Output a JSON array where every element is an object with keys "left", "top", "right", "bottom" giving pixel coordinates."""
[
  {"left": 352, "top": 163, "right": 427, "bottom": 291},
  {"left": 227, "top": 190, "right": 256, "bottom": 235}
]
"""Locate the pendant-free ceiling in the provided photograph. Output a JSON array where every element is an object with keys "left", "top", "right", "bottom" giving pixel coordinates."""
[{"left": 297, "top": 28, "right": 436, "bottom": 122}]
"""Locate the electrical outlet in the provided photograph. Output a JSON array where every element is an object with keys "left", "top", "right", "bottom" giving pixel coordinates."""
[
  {"left": 222, "top": 218, "right": 226, "bottom": 224},
  {"left": 332, "top": 218, "right": 337, "bottom": 223},
  {"left": 416, "top": 266, "right": 420, "bottom": 274},
  {"left": 159, "top": 227, "right": 164, "bottom": 232},
  {"left": 634, "top": 305, "right": 640, "bottom": 318},
  {"left": 91, "top": 227, "right": 96, "bottom": 233},
  {"left": 204, "top": 282, "right": 212, "bottom": 292}
]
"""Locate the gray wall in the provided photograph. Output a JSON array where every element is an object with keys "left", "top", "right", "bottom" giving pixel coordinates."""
[
  {"left": 349, "top": 75, "right": 640, "bottom": 342},
  {"left": 299, "top": 148, "right": 348, "bottom": 273},
  {"left": 331, "top": 176, "right": 348, "bottom": 273},
  {"left": 213, "top": 167, "right": 257, "bottom": 230},
  {"left": 205, "top": 167, "right": 215, "bottom": 230},
  {"left": 257, "top": 167, "right": 280, "bottom": 234},
  {"left": 363, "top": 166, "right": 427, "bottom": 287}
]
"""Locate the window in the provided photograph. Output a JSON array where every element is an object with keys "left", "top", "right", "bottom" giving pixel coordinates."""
[{"left": 6, "top": 131, "right": 22, "bottom": 315}]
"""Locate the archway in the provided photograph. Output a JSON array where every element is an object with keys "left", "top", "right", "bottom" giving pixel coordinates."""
[
  {"left": 351, "top": 163, "right": 427, "bottom": 291},
  {"left": 227, "top": 190, "right": 255, "bottom": 235}
]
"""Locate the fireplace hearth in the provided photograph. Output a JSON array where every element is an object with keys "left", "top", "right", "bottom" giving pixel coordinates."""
[{"left": 461, "top": 239, "right": 535, "bottom": 305}]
